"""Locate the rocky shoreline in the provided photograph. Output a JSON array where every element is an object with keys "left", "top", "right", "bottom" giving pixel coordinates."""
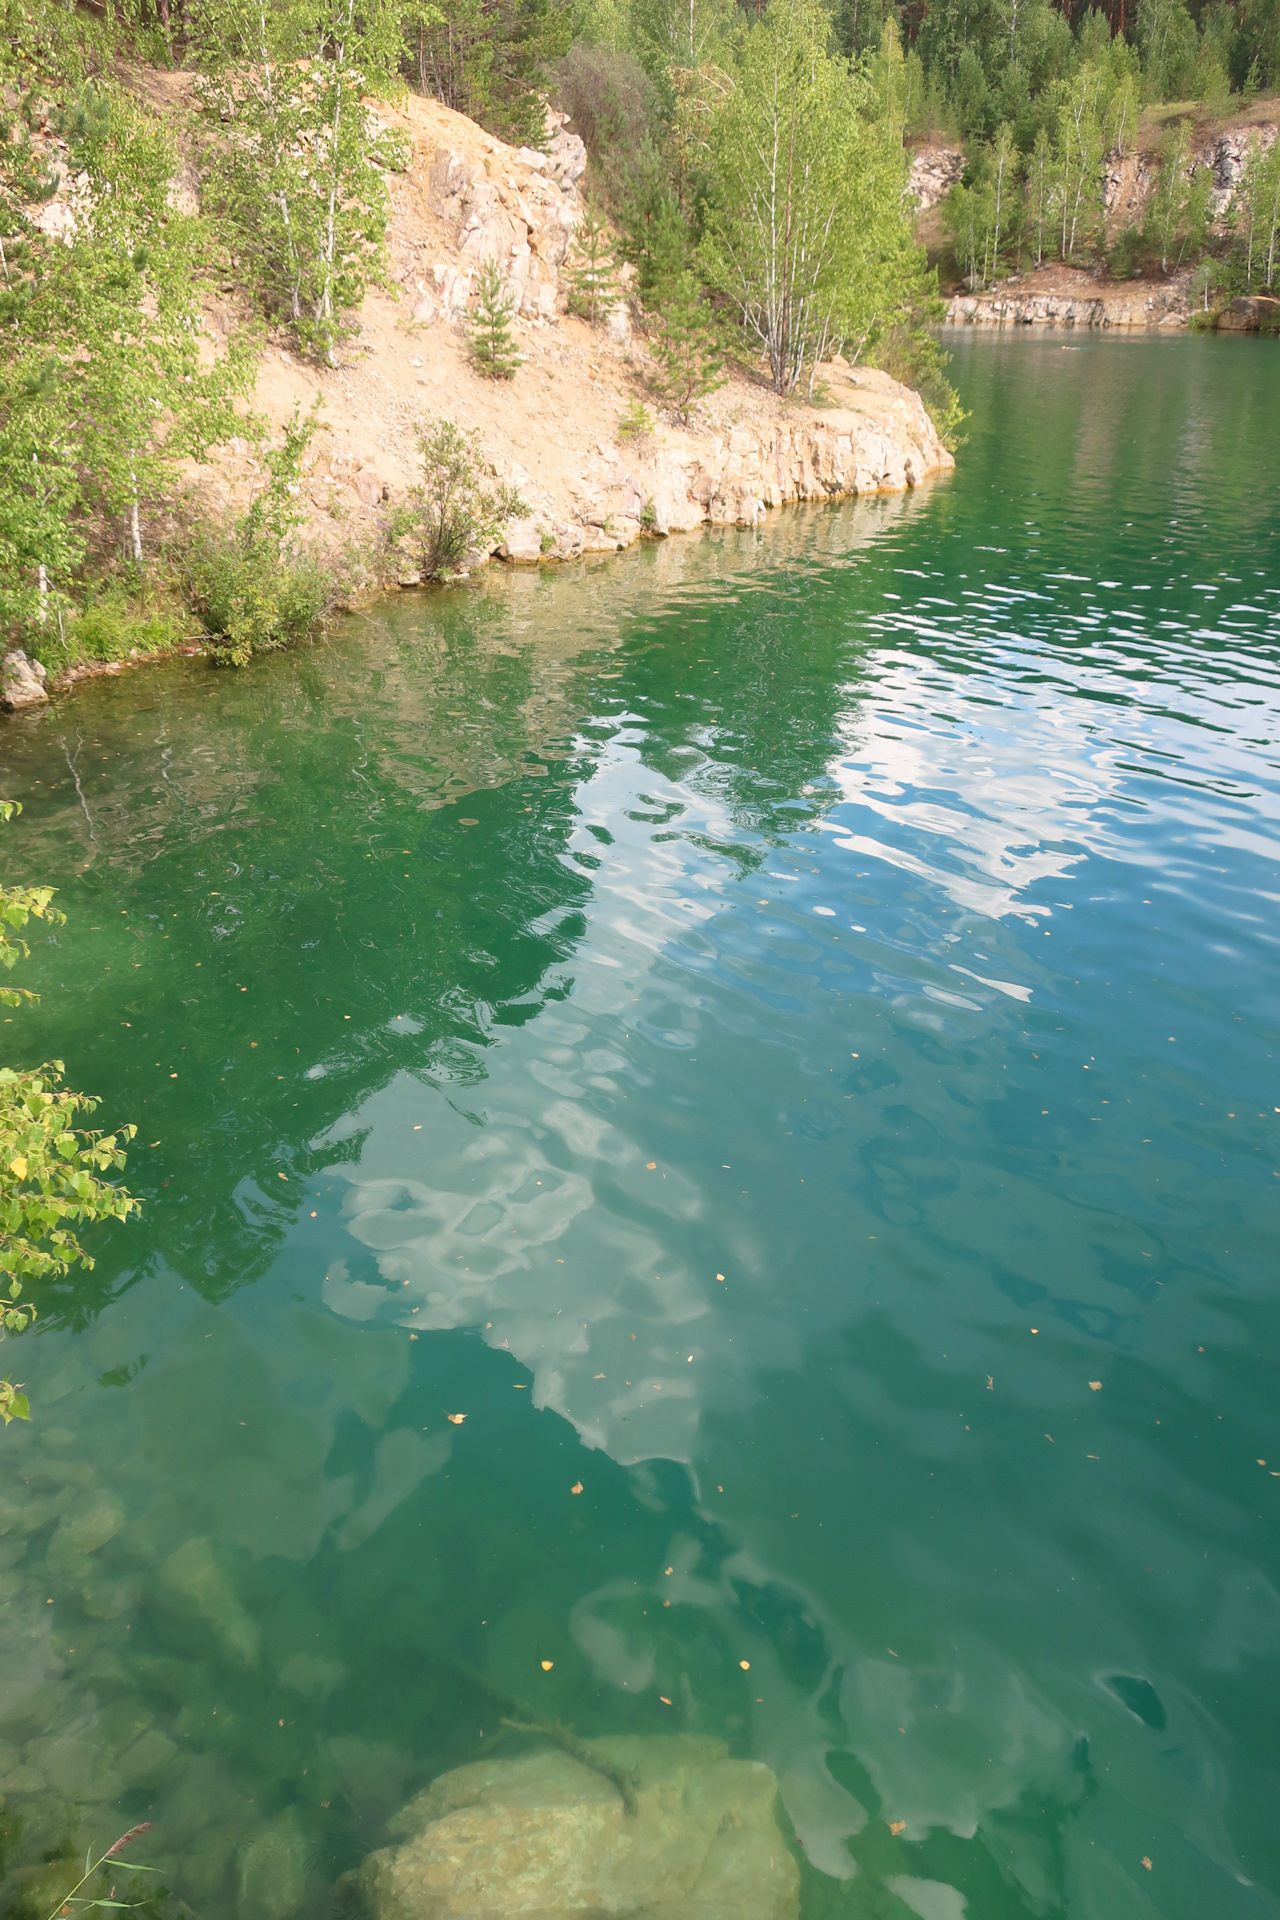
[
  {"left": 945, "top": 278, "right": 1280, "bottom": 331},
  {"left": 1, "top": 81, "right": 955, "bottom": 713}
]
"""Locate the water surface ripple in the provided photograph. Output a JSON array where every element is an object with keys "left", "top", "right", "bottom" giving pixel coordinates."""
[{"left": 1, "top": 333, "right": 1278, "bottom": 1920}]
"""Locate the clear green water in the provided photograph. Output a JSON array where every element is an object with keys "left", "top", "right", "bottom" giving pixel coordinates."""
[{"left": 2, "top": 332, "right": 1279, "bottom": 1920}]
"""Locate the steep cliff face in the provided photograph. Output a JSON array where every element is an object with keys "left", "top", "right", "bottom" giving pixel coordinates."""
[{"left": 184, "top": 86, "right": 952, "bottom": 588}]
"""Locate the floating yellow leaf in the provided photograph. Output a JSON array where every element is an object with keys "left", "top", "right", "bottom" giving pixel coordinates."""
[
  {"left": 570, "top": 1482, "right": 583, "bottom": 1495},
  {"left": 645, "top": 1162, "right": 657, "bottom": 1170},
  {"left": 739, "top": 1660, "right": 750, "bottom": 1671},
  {"left": 716, "top": 1273, "right": 725, "bottom": 1281},
  {"left": 1141, "top": 1857, "right": 1152, "bottom": 1872},
  {"left": 447, "top": 1413, "right": 466, "bottom": 1425},
  {"left": 890, "top": 1821, "right": 906, "bottom": 1836},
  {"left": 540, "top": 1660, "right": 553, "bottom": 1671},
  {"left": 659, "top": 1695, "right": 672, "bottom": 1706},
  {"left": 277, "top": 1172, "right": 287, "bottom": 1181},
  {"left": 1089, "top": 1380, "right": 1102, "bottom": 1391}
]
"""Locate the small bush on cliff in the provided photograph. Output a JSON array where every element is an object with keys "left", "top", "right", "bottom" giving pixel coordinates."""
[
  {"left": 393, "top": 419, "right": 527, "bottom": 579},
  {"left": 617, "top": 398, "right": 656, "bottom": 447},
  {"left": 648, "top": 271, "right": 724, "bottom": 422},
  {"left": 182, "top": 406, "right": 338, "bottom": 666},
  {"left": 468, "top": 260, "right": 524, "bottom": 379}
]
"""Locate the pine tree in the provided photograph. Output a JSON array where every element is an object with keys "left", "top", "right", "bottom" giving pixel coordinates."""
[
  {"left": 468, "top": 258, "right": 524, "bottom": 378},
  {"left": 651, "top": 270, "right": 723, "bottom": 422},
  {"left": 566, "top": 206, "right": 621, "bottom": 326}
]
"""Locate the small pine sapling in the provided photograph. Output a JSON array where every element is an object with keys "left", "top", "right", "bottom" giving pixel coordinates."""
[
  {"left": 567, "top": 206, "right": 620, "bottom": 325},
  {"left": 651, "top": 271, "right": 724, "bottom": 423},
  {"left": 617, "top": 398, "right": 656, "bottom": 448},
  {"left": 468, "top": 259, "right": 524, "bottom": 379}
]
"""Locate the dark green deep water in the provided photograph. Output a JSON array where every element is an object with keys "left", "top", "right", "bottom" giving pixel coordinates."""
[{"left": 1, "top": 333, "right": 1279, "bottom": 1920}]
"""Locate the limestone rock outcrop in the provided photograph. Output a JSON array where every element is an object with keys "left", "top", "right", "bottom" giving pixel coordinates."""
[
  {"left": 908, "top": 146, "right": 964, "bottom": 211},
  {"left": 354, "top": 1734, "right": 799, "bottom": 1920},
  {"left": 946, "top": 282, "right": 1190, "bottom": 329},
  {"left": 427, "top": 129, "right": 581, "bottom": 320},
  {"left": 1, "top": 649, "right": 49, "bottom": 709},
  {"left": 483, "top": 364, "right": 952, "bottom": 564}
]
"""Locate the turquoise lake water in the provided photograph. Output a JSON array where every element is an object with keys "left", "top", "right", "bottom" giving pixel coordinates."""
[{"left": 1, "top": 331, "right": 1278, "bottom": 1920}]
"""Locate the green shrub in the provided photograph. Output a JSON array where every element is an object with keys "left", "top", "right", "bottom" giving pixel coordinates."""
[
  {"left": 468, "top": 259, "right": 524, "bottom": 379},
  {"left": 617, "top": 398, "right": 656, "bottom": 447},
  {"left": 389, "top": 418, "right": 526, "bottom": 580},
  {"left": 184, "top": 531, "right": 334, "bottom": 667},
  {"left": 25, "top": 583, "right": 189, "bottom": 675},
  {"left": 180, "top": 405, "right": 339, "bottom": 666}
]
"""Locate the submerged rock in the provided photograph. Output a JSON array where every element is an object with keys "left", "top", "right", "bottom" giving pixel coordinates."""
[
  {"left": 236, "top": 1807, "right": 312, "bottom": 1920},
  {"left": 151, "top": 1536, "right": 260, "bottom": 1670},
  {"left": 355, "top": 1734, "right": 798, "bottom": 1920}
]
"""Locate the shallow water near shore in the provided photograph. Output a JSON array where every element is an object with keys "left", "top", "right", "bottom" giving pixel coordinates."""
[{"left": 1, "top": 331, "right": 1279, "bottom": 1920}]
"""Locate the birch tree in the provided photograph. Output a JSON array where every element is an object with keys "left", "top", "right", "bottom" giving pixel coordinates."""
[
  {"left": 698, "top": 0, "right": 914, "bottom": 395},
  {"left": 0, "top": 85, "right": 245, "bottom": 620},
  {"left": 193, "top": 0, "right": 414, "bottom": 363},
  {"left": 1234, "top": 134, "right": 1280, "bottom": 290}
]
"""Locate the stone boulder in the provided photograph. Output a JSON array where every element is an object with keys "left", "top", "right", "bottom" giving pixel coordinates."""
[
  {"left": 497, "top": 519, "right": 546, "bottom": 564},
  {"left": 151, "top": 1536, "right": 260, "bottom": 1670},
  {"left": 1, "top": 650, "right": 49, "bottom": 710},
  {"left": 1217, "top": 293, "right": 1280, "bottom": 333},
  {"left": 908, "top": 146, "right": 964, "bottom": 211},
  {"left": 354, "top": 1734, "right": 799, "bottom": 1920}
]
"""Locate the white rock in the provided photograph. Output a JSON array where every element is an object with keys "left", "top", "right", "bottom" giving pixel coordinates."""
[
  {"left": 497, "top": 519, "right": 546, "bottom": 564},
  {"left": 1, "top": 650, "right": 48, "bottom": 710},
  {"left": 356, "top": 1734, "right": 798, "bottom": 1920}
]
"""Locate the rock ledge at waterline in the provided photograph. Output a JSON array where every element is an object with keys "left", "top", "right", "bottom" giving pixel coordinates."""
[{"left": 351, "top": 1734, "right": 799, "bottom": 1920}]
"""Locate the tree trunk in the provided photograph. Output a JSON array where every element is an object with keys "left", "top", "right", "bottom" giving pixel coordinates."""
[{"left": 129, "top": 461, "right": 143, "bottom": 567}]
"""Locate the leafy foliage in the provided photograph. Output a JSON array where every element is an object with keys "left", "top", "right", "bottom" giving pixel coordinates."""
[
  {"left": 413, "top": 0, "right": 570, "bottom": 145},
  {"left": 697, "top": 0, "right": 923, "bottom": 396},
  {"left": 192, "top": 0, "right": 412, "bottom": 364},
  {"left": 616, "top": 397, "right": 657, "bottom": 445},
  {"left": 1231, "top": 130, "right": 1280, "bottom": 288},
  {"left": 392, "top": 417, "right": 526, "bottom": 578},
  {"left": 0, "top": 802, "right": 138, "bottom": 1420},
  {"left": 565, "top": 203, "right": 622, "bottom": 323},
  {"left": 0, "top": 79, "right": 250, "bottom": 636},
  {"left": 1143, "top": 117, "right": 1213, "bottom": 270},
  {"left": 649, "top": 270, "right": 723, "bottom": 418},
  {"left": 182, "top": 406, "right": 339, "bottom": 665}
]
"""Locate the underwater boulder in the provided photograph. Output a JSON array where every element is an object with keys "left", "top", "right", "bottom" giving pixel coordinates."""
[
  {"left": 236, "top": 1807, "right": 312, "bottom": 1920},
  {"left": 355, "top": 1733, "right": 798, "bottom": 1920},
  {"left": 151, "top": 1536, "right": 260, "bottom": 1670}
]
